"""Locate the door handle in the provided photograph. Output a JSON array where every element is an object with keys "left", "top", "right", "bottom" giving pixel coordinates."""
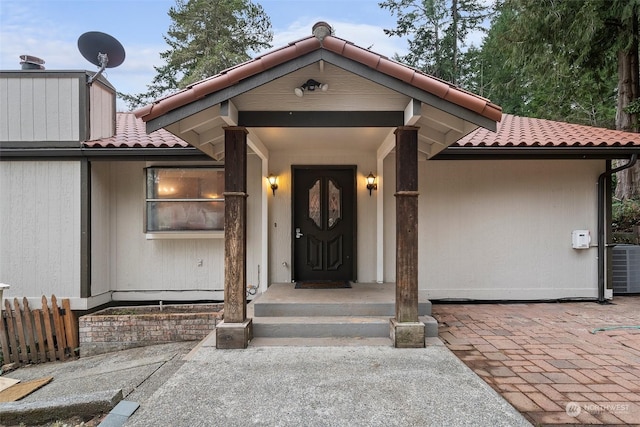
[{"left": 295, "top": 228, "right": 304, "bottom": 239}]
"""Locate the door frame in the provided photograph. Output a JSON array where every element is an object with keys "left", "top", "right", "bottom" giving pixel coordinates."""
[{"left": 291, "top": 165, "right": 358, "bottom": 282}]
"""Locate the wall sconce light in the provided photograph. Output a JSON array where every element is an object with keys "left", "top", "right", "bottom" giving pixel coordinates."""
[
  {"left": 268, "top": 174, "right": 278, "bottom": 196},
  {"left": 294, "top": 79, "right": 329, "bottom": 97},
  {"left": 366, "top": 172, "right": 377, "bottom": 196}
]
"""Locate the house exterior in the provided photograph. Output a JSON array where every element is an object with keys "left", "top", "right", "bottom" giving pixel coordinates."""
[{"left": 2, "top": 23, "right": 640, "bottom": 347}]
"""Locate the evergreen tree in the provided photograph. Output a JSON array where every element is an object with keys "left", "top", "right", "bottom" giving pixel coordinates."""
[
  {"left": 476, "top": 1, "right": 617, "bottom": 127},
  {"left": 119, "top": 0, "right": 272, "bottom": 110},
  {"left": 479, "top": 0, "right": 638, "bottom": 198},
  {"left": 380, "top": 0, "right": 491, "bottom": 85}
]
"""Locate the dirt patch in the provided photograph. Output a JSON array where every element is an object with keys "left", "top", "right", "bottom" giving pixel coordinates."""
[{"left": 99, "top": 303, "right": 223, "bottom": 316}]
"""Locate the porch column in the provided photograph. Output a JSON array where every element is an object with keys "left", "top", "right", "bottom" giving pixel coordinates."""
[
  {"left": 390, "top": 126, "right": 425, "bottom": 348},
  {"left": 216, "top": 126, "right": 252, "bottom": 349}
]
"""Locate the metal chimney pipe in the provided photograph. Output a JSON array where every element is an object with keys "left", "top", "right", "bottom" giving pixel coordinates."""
[{"left": 20, "top": 55, "right": 45, "bottom": 70}]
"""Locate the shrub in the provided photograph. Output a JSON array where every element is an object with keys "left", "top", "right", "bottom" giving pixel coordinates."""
[{"left": 612, "top": 198, "right": 640, "bottom": 233}]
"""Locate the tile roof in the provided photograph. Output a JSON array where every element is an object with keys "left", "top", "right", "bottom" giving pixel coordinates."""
[
  {"left": 457, "top": 114, "right": 640, "bottom": 147},
  {"left": 93, "top": 112, "right": 640, "bottom": 150},
  {"left": 133, "top": 26, "right": 502, "bottom": 124},
  {"left": 85, "top": 112, "right": 188, "bottom": 148}
]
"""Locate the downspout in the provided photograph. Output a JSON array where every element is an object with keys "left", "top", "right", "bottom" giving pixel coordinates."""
[{"left": 597, "top": 154, "right": 637, "bottom": 303}]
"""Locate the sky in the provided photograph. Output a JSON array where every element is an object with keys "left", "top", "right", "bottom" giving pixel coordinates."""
[{"left": 0, "top": 0, "right": 487, "bottom": 111}]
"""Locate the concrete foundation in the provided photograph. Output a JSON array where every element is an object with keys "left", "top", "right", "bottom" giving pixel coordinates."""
[
  {"left": 390, "top": 318, "right": 426, "bottom": 348},
  {"left": 215, "top": 319, "right": 253, "bottom": 349}
]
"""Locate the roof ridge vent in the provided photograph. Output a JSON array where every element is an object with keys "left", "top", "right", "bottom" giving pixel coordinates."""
[{"left": 312, "top": 21, "right": 333, "bottom": 42}]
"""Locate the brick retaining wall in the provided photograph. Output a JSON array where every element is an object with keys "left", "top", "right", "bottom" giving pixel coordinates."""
[{"left": 79, "top": 304, "right": 223, "bottom": 356}]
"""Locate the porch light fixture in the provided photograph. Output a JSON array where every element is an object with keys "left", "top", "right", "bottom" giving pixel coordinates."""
[
  {"left": 294, "top": 79, "right": 328, "bottom": 97},
  {"left": 366, "top": 172, "right": 377, "bottom": 196},
  {"left": 268, "top": 174, "right": 278, "bottom": 196}
]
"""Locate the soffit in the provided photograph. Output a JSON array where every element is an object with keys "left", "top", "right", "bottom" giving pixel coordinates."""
[{"left": 232, "top": 62, "right": 410, "bottom": 112}]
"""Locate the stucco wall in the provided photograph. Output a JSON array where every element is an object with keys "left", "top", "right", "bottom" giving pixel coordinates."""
[
  {"left": 384, "top": 157, "right": 603, "bottom": 300},
  {"left": 268, "top": 149, "right": 378, "bottom": 284},
  {"left": 0, "top": 161, "right": 81, "bottom": 299}
]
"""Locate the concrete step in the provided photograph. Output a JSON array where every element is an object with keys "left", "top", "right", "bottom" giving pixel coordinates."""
[
  {"left": 253, "top": 301, "right": 432, "bottom": 318},
  {"left": 249, "top": 337, "right": 394, "bottom": 347},
  {"left": 252, "top": 315, "right": 438, "bottom": 339}
]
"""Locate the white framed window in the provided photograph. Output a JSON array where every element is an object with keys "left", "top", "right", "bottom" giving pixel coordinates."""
[{"left": 145, "top": 167, "right": 224, "bottom": 233}]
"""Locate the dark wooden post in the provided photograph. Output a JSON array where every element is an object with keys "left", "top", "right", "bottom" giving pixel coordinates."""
[
  {"left": 216, "top": 126, "right": 253, "bottom": 349},
  {"left": 390, "top": 126, "right": 425, "bottom": 348}
]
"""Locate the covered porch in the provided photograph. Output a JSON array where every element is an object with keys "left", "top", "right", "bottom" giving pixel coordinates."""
[{"left": 134, "top": 22, "right": 501, "bottom": 349}]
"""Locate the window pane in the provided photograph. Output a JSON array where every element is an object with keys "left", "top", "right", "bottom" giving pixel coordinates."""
[
  {"left": 308, "top": 179, "right": 321, "bottom": 228},
  {"left": 328, "top": 179, "right": 341, "bottom": 228},
  {"left": 145, "top": 167, "right": 225, "bottom": 232},
  {"left": 147, "top": 168, "right": 224, "bottom": 200},
  {"left": 146, "top": 201, "right": 224, "bottom": 231}
]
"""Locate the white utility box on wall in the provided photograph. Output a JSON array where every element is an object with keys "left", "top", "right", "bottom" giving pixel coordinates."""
[{"left": 572, "top": 230, "right": 591, "bottom": 249}]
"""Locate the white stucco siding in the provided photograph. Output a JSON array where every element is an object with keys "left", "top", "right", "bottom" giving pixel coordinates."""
[
  {"left": 101, "top": 156, "right": 263, "bottom": 298},
  {"left": 0, "top": 161, "right": 81, "bottom": 299},
  {"left": 384, "top": 157, "right": 603, "bottom": 300},
  {"left": 268, "top": 149, "right": 378, "bottom": 284}
]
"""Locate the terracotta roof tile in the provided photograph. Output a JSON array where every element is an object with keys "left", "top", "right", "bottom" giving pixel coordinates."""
[
  {"left": 85, "top": 112, "right": 188, "bottom": 148},
  {"left": 134, "top": 27, "right": 502, "bottom": 124},
  {"left": 454, "top": 114, "right": 640, "bottom": 147},
  {"left": 89, "top": 113, "right": 640, "bottom": 150}
]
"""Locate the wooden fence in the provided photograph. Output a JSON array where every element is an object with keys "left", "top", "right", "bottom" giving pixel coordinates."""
[{"left": 0, "top": 295, "right": 78, "bottom": 365}]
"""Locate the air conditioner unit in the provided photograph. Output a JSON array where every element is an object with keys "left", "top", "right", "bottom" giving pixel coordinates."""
[{"left": 612, "top": 244, "right": 640, "bottom": 294}]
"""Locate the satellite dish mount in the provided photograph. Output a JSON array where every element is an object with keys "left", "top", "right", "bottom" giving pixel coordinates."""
[{"left": 77, "top": 31, "right": 125, "bottom": 85}]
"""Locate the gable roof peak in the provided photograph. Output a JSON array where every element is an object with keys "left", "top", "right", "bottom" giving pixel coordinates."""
[{"left": 134, "top": 24, "right": 502, "bottom": 125}]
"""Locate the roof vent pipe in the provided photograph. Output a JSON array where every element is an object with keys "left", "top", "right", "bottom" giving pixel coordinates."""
[
  {"left": 312, "top": 22, "right": 333, "bottom": 42},
  {"left": 20, "top": 55, "right": 45, "bottom": 70}
]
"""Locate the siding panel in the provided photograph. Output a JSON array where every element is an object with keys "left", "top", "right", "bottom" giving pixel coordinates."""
[
  {"left": 0, "top": 78, "right": 8, "bottom": 140},
  {"left": 89, "top": 84, "right": 115, "bottom": 140},
  {"left": 0, "top": 76, "right": 81, "bottom": 142},
  {"left": 107, "top": 160, "right": 263, "bottom": 296},
  {"left": 0, "top": 161, "right": 81, "bottom": 299},
  {"left": 90, "top": 162, "right": 112, "bottom": 295}
]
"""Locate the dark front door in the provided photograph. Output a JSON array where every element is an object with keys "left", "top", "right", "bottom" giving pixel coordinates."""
[{"left": 292, "top": 166, "right": 356, "bottom": 282}]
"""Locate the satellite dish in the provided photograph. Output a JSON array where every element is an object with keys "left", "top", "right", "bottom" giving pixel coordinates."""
[{"left": 77, "top": 31, "right": 125, "bottom": 85}]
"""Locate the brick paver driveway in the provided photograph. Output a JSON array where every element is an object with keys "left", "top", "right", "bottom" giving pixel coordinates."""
[{"left": 432, "top": 297, "right": 640, "bottom": 426}]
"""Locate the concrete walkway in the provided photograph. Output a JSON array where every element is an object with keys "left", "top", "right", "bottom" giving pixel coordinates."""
[
  {"left": 0, "top": 342, "right": 195, "bottom": 426},
  {"left": 125, "top": 336, "right": 530, "bottom": 427},
  {"left": 432, "top": 296, "right": 640, "bottom": 425}
]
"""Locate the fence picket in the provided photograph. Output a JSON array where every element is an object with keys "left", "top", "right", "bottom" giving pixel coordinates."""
[
  {"left": 50, "top": 295, "right": 67, "bottom": 360},
  {"left": 41, "top": 296, "right": 56, "bottom": 362},
  {"left": 0, "top": 296, "right": 79, "bottom": 365},
  {"left": 13, "top": 299, "right": 28, "bottom": 364},
  {"left": 62, "top": 299, "right": 78, "bottom": 353},
  {"left": 33, "top": 309, "right": 47, "bottom": 363},
  {"left": 22, "top": 298, "right": 38, "bottom": 363},
  {"left": 4, "top": 300, "right": 18, "bottom": 364},
  {"left": 0, "top": 314, "right": 10, "bottom": 365}
]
